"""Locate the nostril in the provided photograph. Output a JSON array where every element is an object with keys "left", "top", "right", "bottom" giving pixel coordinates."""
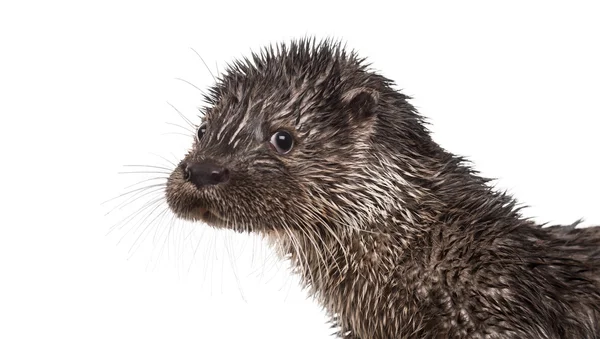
[
  {"left": 181, "top": 162, "right": 192, "bottom": 181},
  {"left": 210, "top": 168, "right": 230, "bottom": 184},
  {"left": 222, "top": 168, "right": 230, "bottom": 182}
]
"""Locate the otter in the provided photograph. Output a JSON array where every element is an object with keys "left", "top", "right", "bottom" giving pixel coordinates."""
[{"left": 164, "top": 39, "right": 600, "bottom": 338}]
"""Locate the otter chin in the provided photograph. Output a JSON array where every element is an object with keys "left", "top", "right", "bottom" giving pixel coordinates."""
[{"left": 163, "top": 39, "right": 600, "bottom": 338}]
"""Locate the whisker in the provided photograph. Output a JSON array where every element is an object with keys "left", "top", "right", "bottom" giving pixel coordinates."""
[
  {"left": 263, "top": 229, "right": 286, "bottom": 285},
  {"left": 165, "top": 122, "right": 195, "bottom": 134},
  {"left": 122, "top": 177, "right": 168, "bottom": 190},
  {"left": 108, "top": 186, "right": 165, "bottom": 214},
  {"left": 174, "top": 77, "right": 207, "bottom": 95},
  {"left": 110, "top": 200, "right": 165, "bottom": 250},
  {"left": 150, "top": 210, "right": 177, "bottom": 268},
  {"left": 123, "top": 164, "right": 173, "bottom": 171},
  {"left": 187, "top": 222, "right": 208, "bottom": 273},
  {"left": 282, "top": 222, "right": 315, "bottom": 288},
  {"left": 175, "top": 218, "right": 187, "bottom": 267},
  {"left": 152, "top": 206, "right": 176, "bottom": 245},
  {"left": 206, "top": 230, "right": 217, "bottom": 294},
  {"left": 168, "top": 153, "right": 181, "bottom": 166},
  {"left": 118, "top": 171, "right": 171, "bottom": 175},
  {"left": 261, "top": 230, "right": 289, "bottom": 281},
  {"left": 293, "top": 218, "right": 329, "bottom": 284},
  {"left": 127, "top": 204, "right": 170, "bottom": 255},
  {"left": 214, "top": 60, "right": 220, "bottom": 77},
  {"left": 111, "top": 196, "right": 165, "bottom": 236},
  {"left": 150, "top": 153, "right": 178, "bottom": 168},
  {"left": 224, "top": 233, "right": 247, "bottom": 302},
  {"left": 219, "top": 233, "right": 225, "bottom": 295},
  {"left": 190, "top": 47, "right": 216, "bottom": 83},
  {"left": 141, "top": 210, "right": 174, "bottom": 266},
  {"left": 129, "top": 198, "right": 168, "bottom": 236},
  {"left": 102, "top": 183, "right": 165, "bottom": 206},
  {"left": 167, "top": 101, "right": 196, "bottom": 129}
]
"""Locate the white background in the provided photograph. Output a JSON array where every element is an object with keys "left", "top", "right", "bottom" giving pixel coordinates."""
[{"left": 1, "top": 1, "right": 599, "bottom": 338}]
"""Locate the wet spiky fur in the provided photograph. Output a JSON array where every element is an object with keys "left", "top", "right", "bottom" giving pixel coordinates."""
[{"left": 165, "top": 39, "right": 600, "bottom": 338}]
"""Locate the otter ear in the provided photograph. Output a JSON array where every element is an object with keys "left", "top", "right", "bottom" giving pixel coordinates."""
[{"left": 341, "top": 87, "right": 380, "bottom": 120}]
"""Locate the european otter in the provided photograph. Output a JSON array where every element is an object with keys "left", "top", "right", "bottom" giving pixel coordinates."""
[{"left": 164, "top": 39, "right": 600, "bottom": 338}]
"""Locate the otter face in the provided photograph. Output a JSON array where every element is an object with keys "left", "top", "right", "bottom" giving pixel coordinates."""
[{"left": 165, "top": 40, "right": 416, "bottom": 233}]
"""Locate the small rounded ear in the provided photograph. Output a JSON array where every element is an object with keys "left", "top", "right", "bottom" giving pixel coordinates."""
[{"left": 341, "top": 87, "right": 380, "bottom": 120}]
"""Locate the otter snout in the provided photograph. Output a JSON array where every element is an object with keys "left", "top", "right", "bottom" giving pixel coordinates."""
[{"left": 181, "top": 160, "right": 230, "bottom": 189}]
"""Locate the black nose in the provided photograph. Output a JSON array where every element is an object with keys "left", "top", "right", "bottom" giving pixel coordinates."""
[{"left": 182, "top": 161, "right": 230, "bottom": 188}]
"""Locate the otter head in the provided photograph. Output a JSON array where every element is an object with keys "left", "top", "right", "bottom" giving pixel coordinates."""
[{"left": 165, "top": 40, "right": 433, "bottom": 235}]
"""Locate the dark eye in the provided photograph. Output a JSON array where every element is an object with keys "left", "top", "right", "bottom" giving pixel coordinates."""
[
  {"left": 269, "top": 130, "right": 294, "bottom": 154},
  {"left": 197, "top": 124, "right": 207, "bottom": 141}
]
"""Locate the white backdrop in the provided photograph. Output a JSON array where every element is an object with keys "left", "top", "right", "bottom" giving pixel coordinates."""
[{"left": 1, "top": 1, "right": 599, "bottom": 338}]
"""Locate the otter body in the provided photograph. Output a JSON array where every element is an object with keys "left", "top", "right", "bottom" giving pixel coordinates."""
[{"left": 165, "top": 40, "right": 600, "bottom": 338}]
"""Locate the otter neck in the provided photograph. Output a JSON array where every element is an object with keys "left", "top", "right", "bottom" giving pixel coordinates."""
[{"left": 271, "top": 158, "right": 523, "bottom": 337}]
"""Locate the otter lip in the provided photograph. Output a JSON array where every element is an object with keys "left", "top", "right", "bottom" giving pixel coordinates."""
[
  {"left": 196, "top": 207, "right": 210, "bottom": 219},
  {"left": 193, "top": 205, "right": 227, "bottom": 224}
]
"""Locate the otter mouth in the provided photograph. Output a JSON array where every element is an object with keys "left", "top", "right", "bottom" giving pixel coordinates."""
[
  {"left": 165, "top": 167, "right": 230, "bottom": 227},
  {"left": 185, "top": 204, "right": 228, "bottom": 226},
  {"left": 196, "top": 207, "right": 211, "bottom": 219}
]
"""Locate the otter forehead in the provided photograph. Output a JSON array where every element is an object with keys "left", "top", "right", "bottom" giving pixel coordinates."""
[
  {"left": 201, "top": 91, "right": 300, "bottom": 154},
  {"left": 200, "top": 41, "right": 376, "bottom": 153}
]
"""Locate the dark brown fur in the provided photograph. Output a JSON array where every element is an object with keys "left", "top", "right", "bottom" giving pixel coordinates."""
[{"left": 164, "top": 39, "right": 600, "bottom": 338}]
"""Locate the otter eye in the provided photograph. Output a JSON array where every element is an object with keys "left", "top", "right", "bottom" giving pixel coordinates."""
[
  {"left": 270, "top": 130, "right": 294, "bottom": 154},
  {"left": 197, "top": 124, "right": 207, "bottom": 141}
]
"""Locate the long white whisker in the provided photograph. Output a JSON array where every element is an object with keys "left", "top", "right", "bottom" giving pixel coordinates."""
[
  {"left": 187, "top": 223, "right": 208, "bottom": 273},
  {"left": 174, "top": 77, "right": 207, "bottom": 95},
  {"left": 128, "top": 204, "right": 170, "bottom": 255},
  {"left": 108, "top": 187, "right": 165, "bottom": 214},
  {"left": 167, "top": 101, "right": 196, "bottom": 129},
  {"left": 165, "top": 122, "right": 195, "bottom": 135},
  {"left": 107, "top": 193, "right": 163, "bottom": 235},
  {"left": 112, "top": 196, "right": 164, "bottom": 238},
  {"left": 118, "top": 170, "right": 171, "bottom": 175},
  {"left": 224, "top": 232, "right": 247, "bottom": 302},
  {"left": 190, "top": 47, "right": 217, "bottom": 83},
  {"left": 122, "top": 177, "right": 168, "bottom": 190},
  {"left": 103, "top": 183, "right": 166, "bottom": 208},
  {"left": 150, "top": 152, "right": 178, "bottom": 168},
  {"left": 123, "top": 164, "right": 173, "bottom": 171}
]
